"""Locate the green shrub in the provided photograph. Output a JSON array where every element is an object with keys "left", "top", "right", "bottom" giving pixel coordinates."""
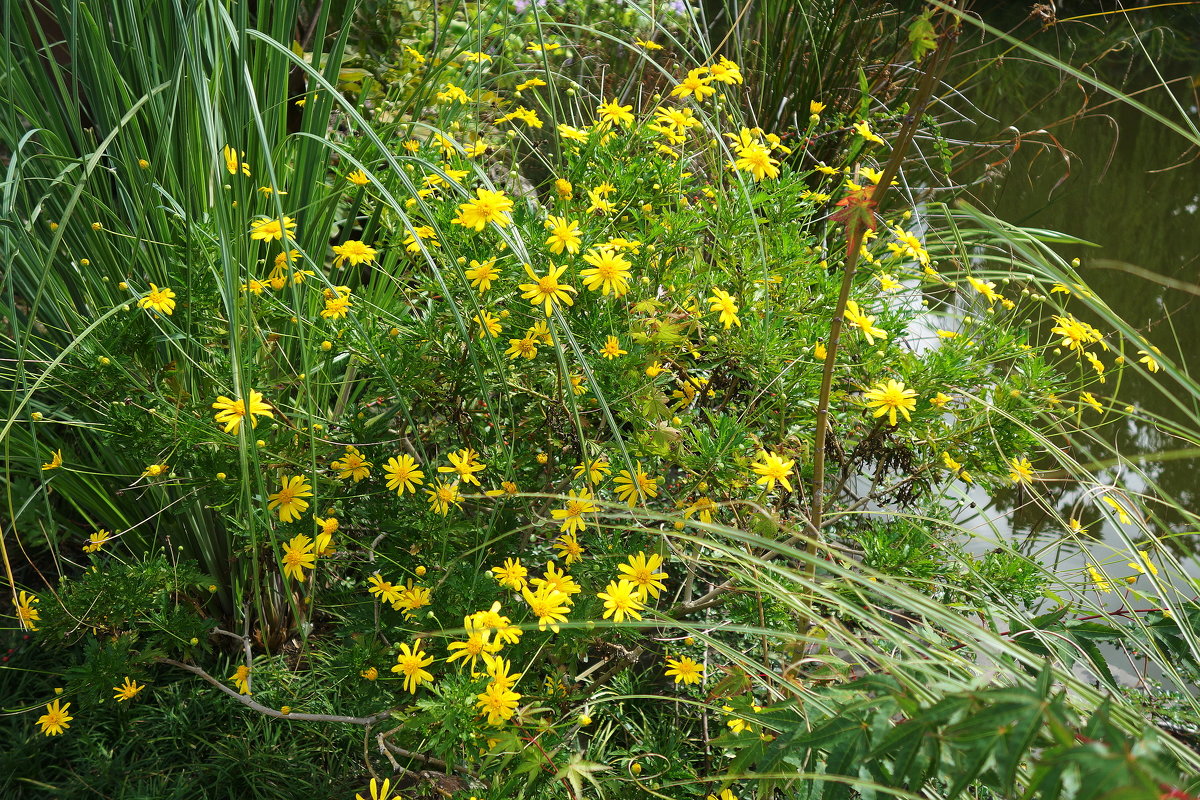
[{"left": 3, "top": 3, "right": 1199, "bottom": 799}]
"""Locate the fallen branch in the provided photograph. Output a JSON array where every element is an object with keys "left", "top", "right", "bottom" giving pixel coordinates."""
[{"left": 160, "top": 658, "right": 394, "bottom": 726}]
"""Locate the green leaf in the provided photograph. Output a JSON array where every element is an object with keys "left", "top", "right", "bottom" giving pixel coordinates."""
[
  {"left": 638, "top": 388, "right": 672, "bottom": 421},
  {"left": 1076, "top": 638, "right": 1119, "bottom": 689},
  {"left": 1062, "top": 620, "right": 1122, "bottom": 640},
  {"left": 706, "top": 663, "right": 752, "bottom": 701},
  {"left": 555, "top": 752, "right": 610, "bottom": 799},
  {"left": 908, "top": 11, "right": 938, "bottom": 63},
  {"left": 1030, "top": 606, "right": 1070, "bottom": 629}
]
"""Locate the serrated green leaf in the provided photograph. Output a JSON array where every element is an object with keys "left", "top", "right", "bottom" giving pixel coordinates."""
[{"left": 554, "top": 752, "right": 609, "bottom": 799}]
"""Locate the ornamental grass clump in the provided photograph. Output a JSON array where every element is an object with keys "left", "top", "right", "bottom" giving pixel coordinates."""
[{"left": 3, "top": 3, "right": 1199, "bottom": 798}]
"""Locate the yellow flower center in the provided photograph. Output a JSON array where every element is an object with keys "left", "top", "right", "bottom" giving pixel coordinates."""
[
  {"left": 742, "top": 150, "right": 769, "bottom": 168},
  {"left": 879, "top": 387, "right": 906, "bottom": 407}
]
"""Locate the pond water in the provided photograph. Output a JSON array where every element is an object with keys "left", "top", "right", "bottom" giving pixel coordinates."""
[{"left": 944, "top": 12, "right": 1200, "bottom": 582}]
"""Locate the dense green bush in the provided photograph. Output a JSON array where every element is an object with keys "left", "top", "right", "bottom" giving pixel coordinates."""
[{"left": 3, "top": 2, "right": 1199, "bottom": 799}]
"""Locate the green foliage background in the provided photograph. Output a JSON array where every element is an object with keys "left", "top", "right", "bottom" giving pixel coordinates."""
[{"left": 3, "top": 2, "right": 1200, "bottom": 799}]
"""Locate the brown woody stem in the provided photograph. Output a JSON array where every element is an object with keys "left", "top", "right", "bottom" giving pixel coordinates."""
[{"left": 806, "top": 29, "right": 956, "bottom": 555}]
